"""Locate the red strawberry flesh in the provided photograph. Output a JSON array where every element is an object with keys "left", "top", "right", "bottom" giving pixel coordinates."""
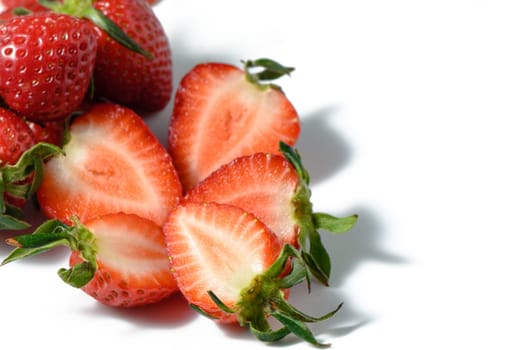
[
  {"left": 37, "top": 103, "right": 183, "bottom": 226},
  {"left": 163, "top": 201, "right": 282, "bottom": 322},
  {"left": 70, "top": 213, "right": 178, "bottom": 307},
  {"left": 186, "top": 152, "right": 299, "bottom": 247},
  {"left": 169, "top": 62, "right": 300, "bottom": 190}
]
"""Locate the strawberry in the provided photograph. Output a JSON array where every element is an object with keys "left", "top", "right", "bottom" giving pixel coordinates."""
[
  {"left": 36, "top": 103, "right": 183, "bottom": 227},
  {"left": 0, "top": 108, "right": 33, "bottom": 211},
  {"left": 0, "top": 108, "right": 34, "bottom": 167},
  {"left": 0, "top": 0, "right": 38, "bottom": 9},
  {"left": 0, "top": 1, "right": 47, "bottom": 22},
  {"left": 0, "top": 109, "right": 61, "bottom": 229},
  {"left": 185, "top": 151, "right": 300, "bottom": 247},
  {"left": 0, "top": 0, "right": 158, "bottom": 9},
  {"left": 163, "top": 201, "right": 341, "bottom": 347},
  {"left": 0, "top": 13, "right": 98, "bottom": 122},
  {"left": 168, "top": 58, "right": 301, "bottom": 190},
  {"left": 185, "top": 142, "right": 359, "bottom": 286},
  {"left": 89, "top": 0, "right": 172, "bottom": 112},
  {"left": 10, "top": 0, "right": 172, "bottom": 113},
  {"left": 25, "top": 119, "right": 65, "bottom": 147},
  {"left": 2, "top": 212, "right": 179, "bottom": 307}
]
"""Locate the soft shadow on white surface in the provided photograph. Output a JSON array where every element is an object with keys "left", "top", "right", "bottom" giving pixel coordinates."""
[
  {"left": 296, "top": 107, "right": 352, "bottom": 185},
  {"left": 84, "top": 292, "right": 198, "bottom": 328},
  {"left": 325, "top": 205, "right": 407, "bottom": 288}
]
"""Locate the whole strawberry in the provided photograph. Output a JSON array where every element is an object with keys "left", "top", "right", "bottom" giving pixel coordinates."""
[
  {"left": 91, "top": 0, "right": 172, "bottom": 113},
  {"left": 0, "top": 13, "right": 98, "bottom": 121}
]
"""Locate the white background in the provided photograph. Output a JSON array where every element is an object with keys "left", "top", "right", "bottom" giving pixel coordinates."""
[{"left": 1, "top": 0, "right": 525, "bottom": 349}]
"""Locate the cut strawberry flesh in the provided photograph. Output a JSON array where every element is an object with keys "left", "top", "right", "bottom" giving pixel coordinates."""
[
  {"left": 186, "top": 153, "right": 300, "bottom": 246},
  {"left": 163, "top": 202, "right": 282, "bottom": 322},
  {"left": 37, "top": 103, "right": 182, "bottom": 226},
  {"left": 169, "top": 63, "right": 300, "bottom": 190},
  {"left": 70, "top": 213, "right": 178, "bottom": 307}
]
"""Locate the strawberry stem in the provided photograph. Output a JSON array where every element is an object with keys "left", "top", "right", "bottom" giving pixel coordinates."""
[{"left": 243, "top": 58, "right": 294, "bottom": 91}]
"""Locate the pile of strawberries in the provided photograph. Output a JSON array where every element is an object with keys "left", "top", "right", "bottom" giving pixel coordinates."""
[{"left": 0, "top": 0, "right": 358, "bottom": 347}]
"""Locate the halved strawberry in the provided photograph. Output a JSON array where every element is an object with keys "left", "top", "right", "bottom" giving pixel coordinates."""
[
  {"left": 163, "top": 201, "right": 341, "bottom": 346},
  {"left": 185, "top": 152, "right": 299, "bottom": 247},
  {"left": 168, "top": 58, "right": 301, "bottom": 190},
  {"left": 36, "top": 103, "right": 183, "bottom": 227},
  {"left": 185, "top": 142, "right": 358, "bottom": 286},
  {"left": 2, "top": 212, "right": 178, "bottom": 307}
]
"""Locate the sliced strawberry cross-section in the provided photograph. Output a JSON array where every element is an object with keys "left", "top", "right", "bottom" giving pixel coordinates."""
[
  {"left": 168, "top": 58, "right": 301, "bottom": 191},
  {"left": 36, "top": 103, "right": 183, "bottom": 227}
]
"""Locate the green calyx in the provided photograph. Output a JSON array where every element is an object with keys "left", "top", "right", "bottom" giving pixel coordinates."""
[
  {"left": 280, "top": 141, "right": 359, "bottom": 286},
  {"left": 243, "top": 58, "right": 295, "bottom": 92},
  {"left": 191, "top": 244, "right": 341, "bottom": 347},
  {"left": 38, "top": 0, "right": 153, "bottom": 59},
  {"left": 1, "top": 217, "right": 98, "bottom": 288},
  {"left": 0, "top": 142, "right": 62, "bottom": 231}
]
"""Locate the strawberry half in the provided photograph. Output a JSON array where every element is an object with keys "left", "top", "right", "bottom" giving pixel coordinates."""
[
  {"left": 36, "top": 103, "right": 183, "bottom": 227},
  {"left": 168, "top": 58, "right": 301, "bottom": 190},
  {"left": 2, "top": 212, "right": 178, "bottom": 307},
  {"left": 163, "top": 201, "right": 341, "bottom": 347},
  {"left": 185, "top": 151, "right": 299, "bottom": 247},
  {"left": 185, "top": 142, "right": 359, "bottom": 286}
]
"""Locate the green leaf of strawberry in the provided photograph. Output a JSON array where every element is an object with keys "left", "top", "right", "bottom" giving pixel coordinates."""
[{"left": 280, "top": 141, "right": 358, "bottom": 285}]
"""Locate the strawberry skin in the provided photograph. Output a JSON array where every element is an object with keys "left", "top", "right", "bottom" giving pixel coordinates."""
[
  {"left": 70, "top": 213, "right": 178, "bottom": 307},
  {"left": 168, "top": 59, "right": 301, "bottom": 190},
  {"left": 163, "top": 201, "right": 282, "bottom": 322},
  {"left": 92, "top": 0, "right": 172, "bottom": 113},
  {"left": 186, "top": 152, "right": 299, "bottom": 247},
  {"left": 0, "top": 1, "right": 47, "bottom": 22},
  {"left": 0, "top": 0, "right": 38, "bottom": 7},
  {"left": 36, "top": 103, "right": 183, "bottom": 226},
  {"left": 0, "top": 13, "right": 98, "bottom": 121},
  {"left": 25, "top": 119, "right": 65, "bottom": 147},
  {"left": 0, "top": 107, "right": 34, "bottom": 167},
  {"left": 0, "top": 107, "right": 35, "bottom": 209}
]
